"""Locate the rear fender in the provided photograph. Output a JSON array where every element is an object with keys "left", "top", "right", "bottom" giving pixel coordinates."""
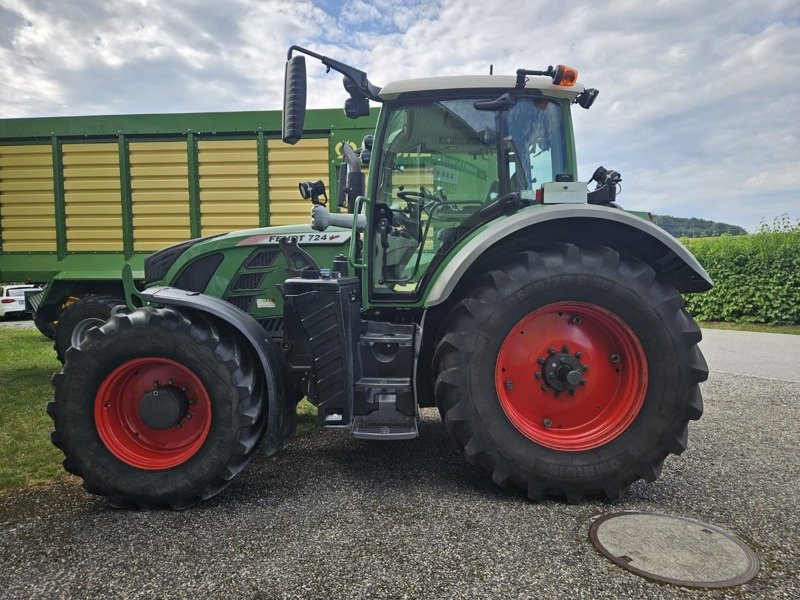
[
  {"left": 140, "top": 286, "right": 291, "bottom": 455},
  {"left": 423, "top": 204, "right": 713, "bottom": 307}
]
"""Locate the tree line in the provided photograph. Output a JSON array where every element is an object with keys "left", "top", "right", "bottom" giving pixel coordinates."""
[{"left": 652, "top": 215, "right": 747, "bottom": 237}]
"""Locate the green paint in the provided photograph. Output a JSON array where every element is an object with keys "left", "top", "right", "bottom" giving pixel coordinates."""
[
  {"left": 118, "top": 134, "right": 134, "bottom": 259},
  {"left": 257, "top": 130, "right": 270, "bottom": 227},
  {"left": 186, "top": 132, "right": 201, "bottom": 238},
  {"left": 0, "top": 108, "right": 377, "bottom": 140},
  {"left": 50, "top": 137, "right": 67, "bottom": 261}
]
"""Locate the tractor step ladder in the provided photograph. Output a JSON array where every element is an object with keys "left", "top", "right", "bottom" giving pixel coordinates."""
[{"left": 351, "top": 383, "right": 419, "bottom": 440}]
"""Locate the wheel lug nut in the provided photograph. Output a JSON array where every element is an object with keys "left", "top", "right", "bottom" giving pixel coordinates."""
[
  {"left": 570, "top": 315, "right": 581, "bottom": 325},
  {"left": 540, "top": 384, "right": 548, "bottom": 391},
  {"left": 153, "top": 380, "right": 160, "bottom": 388},
  {"left": 176, "top": 422, "right": 183, "bottom": 428},
  {"left": 168, "top": 379, "right": 175, "bottom": 385},
  {"left": 610, "top": 354, "right": 621, "bottom": 363},
  {"left": 188, "top": 398, "right": 195, "bottom": 404},
  {"left": 579, "top": 379, "right": 587, "bottom": 386},
  {"left": 554, "top": 391, "right": 561, "bottom": 398},
  {"left": 505, "top": 380, "right": 514, "bottom": 389},
  {"left": 534, "top": 372, "right": 542, "bottom": 379},
  {"left": 561, "top": 345, "right": 568, "bottom": 352},
  {"left": 575, "top": 351, "right": 582, "bottom": 359},
  {"left": 186, "top": 412, "right": 193, "bottom": 419},
  {"left": 547, "top": 347, "right": 555, "bottom": 355},
  {"left": 582, "top": 365, "right": 589, "bottom": 372},
  {"left": 543, "top": 418, "right": 552, "bottom": 428},
  {"left": 537, "top": 357, "right": 545, "bottom": 365},
  {"left": 568, "top": 389, "right": 576, "bottom": 396}
]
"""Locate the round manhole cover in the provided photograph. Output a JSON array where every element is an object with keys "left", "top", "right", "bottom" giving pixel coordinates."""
[{"left": 589, "top": 512, "right": 759, "bottom": 588}]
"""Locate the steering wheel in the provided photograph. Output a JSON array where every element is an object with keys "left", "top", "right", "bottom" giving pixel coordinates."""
[{"left": 397, "top": 186, "right": 437, "bottom": 203}]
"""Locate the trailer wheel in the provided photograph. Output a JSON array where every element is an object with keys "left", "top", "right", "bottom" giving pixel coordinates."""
[
  {"left": 49, "top": 307, "right": 267, "bottom": 508},
  {"left": 433, "top": 244, "right": 707, "bottom": 502},
  {"left": 54, "top": 295, "right": 125, "bottom": 362}
]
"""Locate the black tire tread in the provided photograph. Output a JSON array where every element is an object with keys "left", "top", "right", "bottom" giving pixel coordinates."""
[
  {"left": 433, "top": 243, "right": 707, "bottom": 503},
  {"left": 49, "top": 307, "right": 267, "bottom": 509}
]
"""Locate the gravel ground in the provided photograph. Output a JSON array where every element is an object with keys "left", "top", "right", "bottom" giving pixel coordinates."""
[
  {"left": 0, "top": 318, "right": 36, "bottom": 330},
  {"left": 1, "top": 333, "right": 798, "bottom": 598}
]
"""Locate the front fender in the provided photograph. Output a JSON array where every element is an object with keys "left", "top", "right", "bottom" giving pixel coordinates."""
[
  {"left": 423, "top": 204, "right": 713, "bottom": 307},
  {"left": 140, "top": 286, "right": 291, "bottom": 455}
]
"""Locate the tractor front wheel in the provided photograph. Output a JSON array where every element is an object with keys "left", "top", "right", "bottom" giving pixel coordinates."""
[
  {"left": 433, "top": 244, "right": 707, "bottom": 502},
  {"left": 49, "top": 307, "right": 266, "bottom": 508}
]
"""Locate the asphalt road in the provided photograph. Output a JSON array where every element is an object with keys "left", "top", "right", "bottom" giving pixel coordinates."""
[{"left": 1, "top": 328, "right": 798, "bottom": 599}]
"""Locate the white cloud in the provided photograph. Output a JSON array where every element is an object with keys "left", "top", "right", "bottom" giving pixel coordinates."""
[{"left": 0, "top": 0, "right": 797, "bottom": 229}]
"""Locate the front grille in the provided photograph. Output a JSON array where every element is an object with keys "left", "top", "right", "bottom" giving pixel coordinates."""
[
  {"left": 226, "top": 295, "right": 253, "bottom": 312},
  {"left": 232, "top": 272, "right": 266, "bottom": 291},
  {"left": 174, "top": 253, "right": 224, "bottom": 292},
  {"left": 143, "top": 234, "right": 224, "bottom": 284},
  {"left": 245, "top": 249, "right": 279, "bottom": 268},
  {"left": 144, "top": 240, "right": 196, "bottom": 283}
]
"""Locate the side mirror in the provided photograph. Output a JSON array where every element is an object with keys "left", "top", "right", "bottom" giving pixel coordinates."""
[{"left": 282, "top": 55, "right": 307, "bottom": 144}]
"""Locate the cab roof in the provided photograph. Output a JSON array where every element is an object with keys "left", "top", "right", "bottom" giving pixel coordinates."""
[{"left": 379, "top": 75, "right": 584, "bottom": 101}]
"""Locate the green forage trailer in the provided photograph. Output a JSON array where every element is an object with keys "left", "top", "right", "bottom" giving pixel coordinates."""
[{"left": 0, "top": 108, "right": 377, "bottom": 352}]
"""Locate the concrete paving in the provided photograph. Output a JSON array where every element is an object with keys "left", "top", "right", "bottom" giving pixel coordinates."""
[
  {"left": 1, "top": 328, "right": 798, "bottom": 598},
  {"left": 699, "top": 328, "right": 800, "bottom": 383}
]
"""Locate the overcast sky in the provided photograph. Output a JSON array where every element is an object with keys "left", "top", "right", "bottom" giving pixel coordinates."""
[{"left": 1, "top": 0, "right": 798, "bottom": 230}]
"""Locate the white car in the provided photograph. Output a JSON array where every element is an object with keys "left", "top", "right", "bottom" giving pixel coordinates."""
[{"left": 0, "top": 284, "right": 42, "bottom": 319}]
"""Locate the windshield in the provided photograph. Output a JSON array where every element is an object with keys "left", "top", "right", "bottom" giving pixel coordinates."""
[{"left": 372, "top": 96, "right": 568, "bottom": 297}]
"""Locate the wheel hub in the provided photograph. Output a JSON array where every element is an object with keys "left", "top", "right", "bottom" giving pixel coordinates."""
[
  {"left": 94, "top": 357, "right": 212, "bottom": 470},
  {"left": 138, "top": 386, "right": 189, "bottom": 430},
  {"left": 541, "top": 349, "right": 587, "bottom": 394},
  {"left": 495, "top": 301, "right": 648, "bottom": 451}
]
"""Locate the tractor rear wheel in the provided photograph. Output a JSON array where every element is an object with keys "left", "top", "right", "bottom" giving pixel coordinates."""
[
  {"left": 54, "top": 295, "right": 125, "bottom": 363},
  {"left": 49, "top": 307, "right": 267, "bottom": 508},
  {"left": 433, "top": 244, "right": 707, "bottom": 502}
]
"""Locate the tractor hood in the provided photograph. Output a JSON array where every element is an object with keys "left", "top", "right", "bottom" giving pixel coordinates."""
[{"left": 146, "top": 223, "right": 351, "bottom": 289}]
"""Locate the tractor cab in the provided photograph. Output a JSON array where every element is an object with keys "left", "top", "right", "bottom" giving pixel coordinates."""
[{"left": 282, "top": 46, "right": 612, "bottom": 305}]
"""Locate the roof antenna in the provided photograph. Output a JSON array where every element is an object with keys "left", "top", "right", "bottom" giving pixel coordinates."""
[{"left": 489, "top": 64, "right": 494, "bottom": 75}]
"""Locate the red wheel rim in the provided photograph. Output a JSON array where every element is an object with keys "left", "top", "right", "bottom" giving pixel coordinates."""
[
  {"left": 94, "top": 357, "right": 212, "bottom": 470},
  {"left": 495, "top": 301, "right": 648, "bottom": 451}
]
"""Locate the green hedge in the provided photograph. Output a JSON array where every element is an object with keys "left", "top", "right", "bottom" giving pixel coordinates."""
[{"left": 682, "top": 228, "right": 800, "bottom": 324}]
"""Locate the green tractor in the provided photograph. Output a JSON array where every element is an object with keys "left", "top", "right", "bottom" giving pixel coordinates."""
[{"left": 49, "top": 46, "right": 711, "bottom": 508}]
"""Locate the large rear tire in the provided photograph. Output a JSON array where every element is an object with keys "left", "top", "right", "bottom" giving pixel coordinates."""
[
  {"left": 49, "top": 307, "right": 267, "bottom": 508},
  {"left": 54, "top": 295, "right": 125, "bottom": 363},
  {"left": 433, "top": 244, "right": 707, "bottom": 502}
]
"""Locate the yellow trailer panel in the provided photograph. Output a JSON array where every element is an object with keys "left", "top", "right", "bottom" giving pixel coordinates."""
[
  {"left": 267, "top": 138, "right": 330, "bottom": 226},
  {"left": 129, "top": 141, "right": 191, "bottom": 251},
  {"left": 62, "top": 143, "right": 123, "bottom": 251},
  {"left": 0, "top": 144, "right": 56, "bottom": 251}
]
